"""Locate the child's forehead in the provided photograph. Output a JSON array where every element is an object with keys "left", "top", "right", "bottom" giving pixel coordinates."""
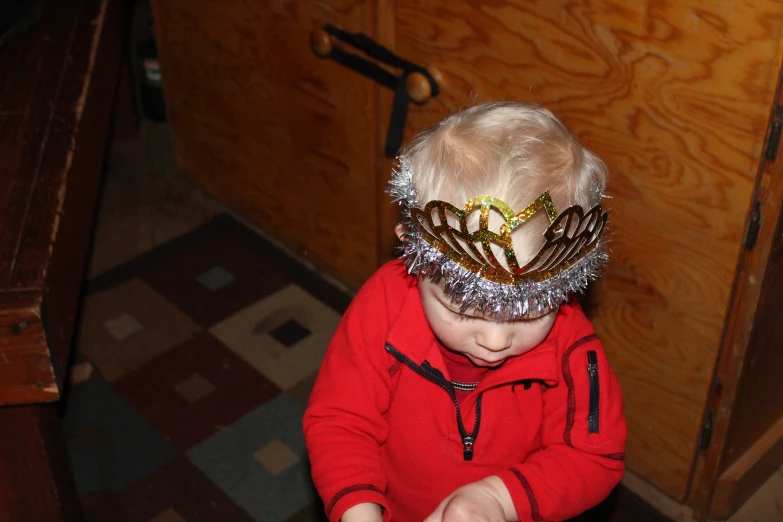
[{"left": 419, "top": 276, "right": 553, "bottom": 321}]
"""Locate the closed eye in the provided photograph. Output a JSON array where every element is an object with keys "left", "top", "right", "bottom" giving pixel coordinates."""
[
  {"left": 449, "top": 309, "right": 481, "bottom": 322},
  {"left": 448, "top": 307, "right": 549, "bottom": 323},
  {"left": 516, "top": 312, "right": 551, "bottom": 323}
]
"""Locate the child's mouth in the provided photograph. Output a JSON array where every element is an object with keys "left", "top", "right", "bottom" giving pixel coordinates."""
[{"left": 468, "top": 355, "right": 505, "bottom": 368}]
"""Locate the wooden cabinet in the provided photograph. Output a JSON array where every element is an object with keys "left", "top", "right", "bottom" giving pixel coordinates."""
[
  {"left": 151, "top": 1, "right": 381, "bottom": 288},
  {"left": 151, "top": 1, "right": 783, "bottom": 519}
]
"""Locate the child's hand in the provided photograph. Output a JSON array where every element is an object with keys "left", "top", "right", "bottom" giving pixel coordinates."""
[
  {"left": 341, "top": 502, "right": 383, "bottom": 522},
  {"left": 424, "top": 476, "right": 516, "bottom": 522}
]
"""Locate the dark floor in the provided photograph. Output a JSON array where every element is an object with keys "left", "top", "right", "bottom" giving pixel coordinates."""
[{"left": 63, "top": 214, "right": 670, "bottom": 522}]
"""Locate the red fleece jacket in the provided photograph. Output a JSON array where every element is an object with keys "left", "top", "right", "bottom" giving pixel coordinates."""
[{"left": 303, "top": 261, "right": 626, "bottom": 522}]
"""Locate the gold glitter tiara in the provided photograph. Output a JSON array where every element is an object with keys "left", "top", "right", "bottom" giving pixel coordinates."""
[{"left": 410, "top": 191, "right": 607, "bottom": 285}]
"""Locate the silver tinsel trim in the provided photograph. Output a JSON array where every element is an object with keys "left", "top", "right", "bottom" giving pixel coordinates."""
[
  {"left": 386, "top": 162, "right": 608, "bottom": 320},
  {"left": 387, "top": 159, "right": 417, "bottom": 219}
]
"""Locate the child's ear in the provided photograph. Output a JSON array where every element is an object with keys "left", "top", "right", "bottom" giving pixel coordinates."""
[{"left": 395, "top": 224, "right": 406, "bottom": 241}]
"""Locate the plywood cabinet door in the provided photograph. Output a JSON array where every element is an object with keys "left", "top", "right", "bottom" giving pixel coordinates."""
[
  {"left": 152, "top": 1, "right": 380, "bottom": 288},
  {"left": 393, "top": 0, "right": 783, "bottom": 500}
]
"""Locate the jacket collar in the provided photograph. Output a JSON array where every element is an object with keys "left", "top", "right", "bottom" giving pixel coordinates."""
[{"left": 386, "top": 282, "right": 560, "bottom": 389}]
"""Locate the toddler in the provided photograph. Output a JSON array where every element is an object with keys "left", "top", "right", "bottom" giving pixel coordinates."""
[{"left": 303, "top": 102, "right": 627, "bottom": 522}]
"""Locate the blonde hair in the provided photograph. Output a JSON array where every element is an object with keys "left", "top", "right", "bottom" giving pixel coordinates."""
[{"left": 400, "top": 101, "right": 608, "bottom": 265}]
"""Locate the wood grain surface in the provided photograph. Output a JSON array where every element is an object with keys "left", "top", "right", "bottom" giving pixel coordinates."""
[
  {"left": 0, "top": 0, "right": 81, "bottom": 289},
  {"left": 0, "top": 0, "right": 128, "bottom": 513},
  {"left": 393, "top": 0, "right": 783, "bottom": 500},
  {"left": 151, "top": 0, "right": 380, "bottom": 289},
  {"left": 0, "top": 292, "right": 57, "bottom": 404},
  {"left": 374, "top": 0, "right": 403, "bottom": 264},
  {"left": 711, "top": 416, "right": 783, "bottom": 519},
  {"left": 0, "top": 0, "right": 129, "bottom": 405},
  {"left": 0, "top": 406, "right": 83, "bottom": 522},
  {"left": 721, "top": 199, "right": 783, "bottom": 472},
  {"left": 689, "top": 69, "right": 783, "bottom": 518}
]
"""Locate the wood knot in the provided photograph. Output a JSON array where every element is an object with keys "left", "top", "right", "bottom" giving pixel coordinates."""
[{"left": 10, "top": 321, "right": 28, "bottom": 335}]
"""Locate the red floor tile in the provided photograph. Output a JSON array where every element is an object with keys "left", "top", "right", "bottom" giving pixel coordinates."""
[
  {"left": 140, "top": 234, "right": 289, "bottom": 327},
  {"left": 113, "top": 333, "right": 280, "bottom": 450}
]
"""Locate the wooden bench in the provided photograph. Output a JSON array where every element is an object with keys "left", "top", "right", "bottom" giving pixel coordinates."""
[{"left": 0, "top": 0, "right": 131, "bottom": 519}]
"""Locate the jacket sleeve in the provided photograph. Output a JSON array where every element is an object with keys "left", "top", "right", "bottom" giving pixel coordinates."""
[
  {"left": 496, "top": 333, "right": 627, "bottom": 522},
  {"left": 303, "top": 273, "right": 396, "bottom": 522}
]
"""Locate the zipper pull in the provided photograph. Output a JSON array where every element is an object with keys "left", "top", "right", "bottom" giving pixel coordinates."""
[
  {"left": 462, "top": 436, "right": 475, "bottom": 461},
  {"left": 587, "top": 350, "right": 598, "bottom": 376}
]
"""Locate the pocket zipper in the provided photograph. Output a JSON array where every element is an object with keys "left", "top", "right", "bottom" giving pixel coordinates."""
[{"left": 587, "top": 350, "right": 600, "bottom": 434}]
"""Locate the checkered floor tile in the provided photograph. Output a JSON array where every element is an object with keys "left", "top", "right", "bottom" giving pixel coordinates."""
[{"left": 65, "top": 215, "right": 337, "bottom": 522}]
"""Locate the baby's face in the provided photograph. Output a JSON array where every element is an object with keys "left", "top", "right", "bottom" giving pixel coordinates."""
[{"left": 419, "top": 277, "right": 557, "bottom": 368}]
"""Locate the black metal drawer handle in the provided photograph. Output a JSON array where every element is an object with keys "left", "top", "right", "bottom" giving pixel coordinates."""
[{"left": 311, "top": 25, "right": 439, "bottom": 157}]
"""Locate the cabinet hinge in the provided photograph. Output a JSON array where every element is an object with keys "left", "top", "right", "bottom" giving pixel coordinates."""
[
  {"left": 699, "top": 410, "right": 714, "bottom": 450},
  {"left": 744, "top": 200, "right": 762, "bottom": 250},
  {"left": 765, "top": 106, "right": 783, "bottom": 162}
]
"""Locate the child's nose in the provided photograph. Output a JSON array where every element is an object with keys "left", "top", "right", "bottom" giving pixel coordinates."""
[{"left": 475, "top": 326, "right": 512, "bottom": 352}]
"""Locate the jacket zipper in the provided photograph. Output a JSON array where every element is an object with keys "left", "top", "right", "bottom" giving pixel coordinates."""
[
  {"left": 385, "top": 343, "right": 483, "bottom": 461},
  {"left": 587, "top": 350, "right": 600, "bottom": 434}
]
